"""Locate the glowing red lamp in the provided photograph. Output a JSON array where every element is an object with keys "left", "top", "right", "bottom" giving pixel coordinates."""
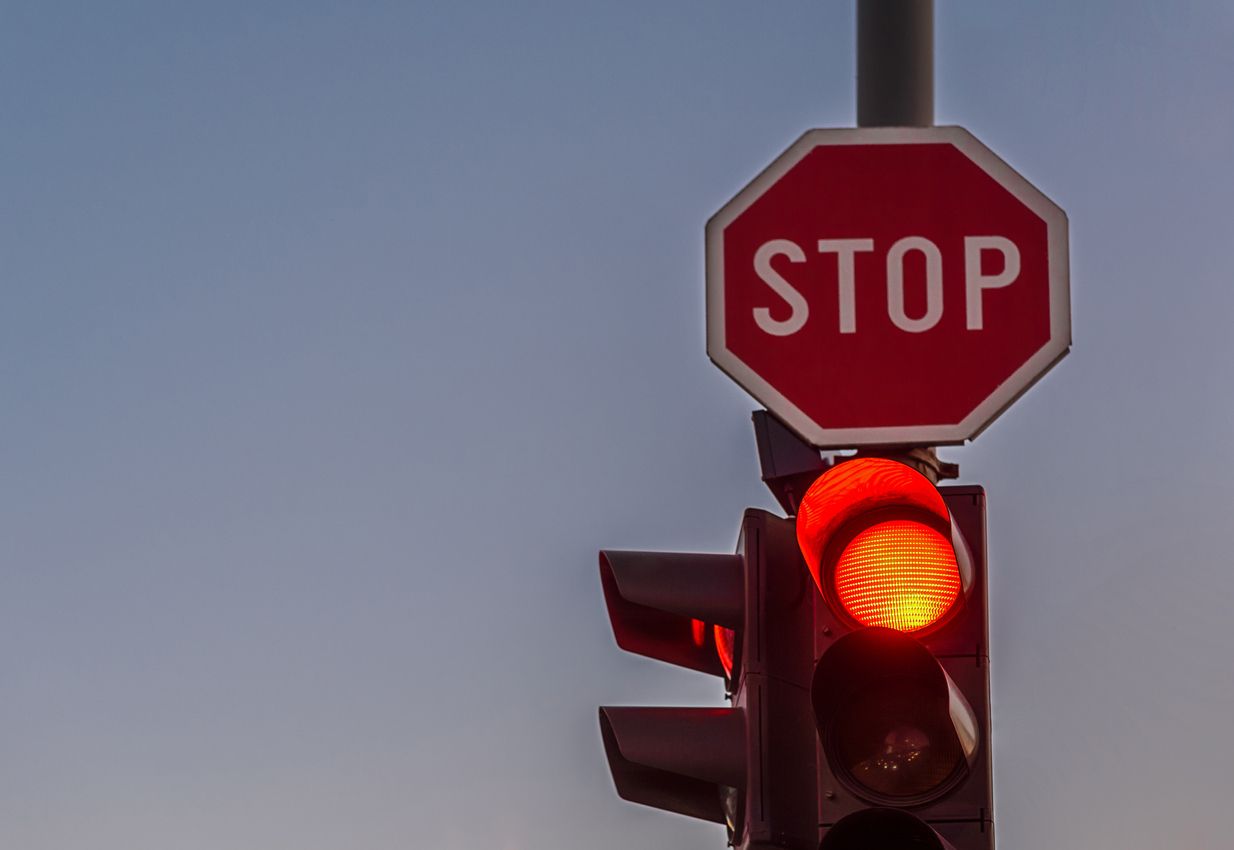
[{"left": 797, "top": 458, "right": 970, "bottom": 635}]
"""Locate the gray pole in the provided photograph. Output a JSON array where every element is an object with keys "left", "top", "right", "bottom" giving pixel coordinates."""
[
  {"left": 854, "top": 0, "right": 951, "bottom": 482},
  {"left": 857, "top": 0, "right": 934, "bottom": 127}
]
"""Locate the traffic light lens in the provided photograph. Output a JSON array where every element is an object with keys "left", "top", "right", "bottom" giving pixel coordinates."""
[
  {"left": 832, "top": 679, "right": 965, "bottom": 801},
  {"left": 834, "top": 519, "right": 960, "bottom": 632},
  {"left": 714, "top": 625, "right": 736, "bottom": 679}
]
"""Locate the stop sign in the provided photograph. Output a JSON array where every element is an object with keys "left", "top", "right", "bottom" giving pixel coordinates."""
[{"left": 705, "top": 126, "right": 1069, "bottom": 448}]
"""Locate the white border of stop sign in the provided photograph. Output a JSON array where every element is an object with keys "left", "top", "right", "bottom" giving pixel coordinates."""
[{"left": 705, "top": 126, "right": 1070, "bottom": 449}]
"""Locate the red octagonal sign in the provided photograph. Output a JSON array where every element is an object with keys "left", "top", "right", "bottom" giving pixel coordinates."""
[{"left": 706, "top": 126, "right": 1070, "bottom": 448}]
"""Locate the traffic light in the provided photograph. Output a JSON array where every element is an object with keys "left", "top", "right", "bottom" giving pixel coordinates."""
[
  {"left": 598, "top": 441, "right": 993, "bottom": 849},
  {"left": 798, "top": 457, "right": 993, "bottom": 849},
  {"left": 598, "top": 509, "right": 818, "bottom": 849}
]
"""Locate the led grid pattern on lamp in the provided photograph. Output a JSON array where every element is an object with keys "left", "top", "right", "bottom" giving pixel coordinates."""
[{"left": 833, "top": 519, "right": 960, "bottom": 632}]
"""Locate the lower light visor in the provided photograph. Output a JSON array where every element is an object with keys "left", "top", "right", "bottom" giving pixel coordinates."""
[{"left": 813, "top": 628, "right": 979, "bottom": 806}]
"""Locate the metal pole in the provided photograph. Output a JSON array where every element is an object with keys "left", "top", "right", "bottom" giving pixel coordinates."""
[
  {"left": 854, "top": 1, "right": 949, "bottom": 481},
  {"left": 857, "top": 0, "right": 933, "bottom": 127}
]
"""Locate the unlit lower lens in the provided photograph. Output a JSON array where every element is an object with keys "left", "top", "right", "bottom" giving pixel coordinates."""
[{"left": 831, "top": 678, "right": 964, "bottom": 800}]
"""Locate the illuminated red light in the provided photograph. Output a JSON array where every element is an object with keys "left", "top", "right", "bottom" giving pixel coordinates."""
[
  {"left": 797, "top": 458, "right": 968, "bottom": 634},
  {"left": 691, "top": 618, "right": 707, "bottom": 648},
  {"left": 688, "top": 619, "right": 736, "bottom": 679},
  {"left": 834, "top": 519, "right": 960, "bottom": 632},
  {"left": 714, "top": 625, "right": 736, "bottom": 678}
]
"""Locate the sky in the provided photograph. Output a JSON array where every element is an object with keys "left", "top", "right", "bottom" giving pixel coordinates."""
[{"left": 2, "top": 2, "right": 1233, "bottom": 848}]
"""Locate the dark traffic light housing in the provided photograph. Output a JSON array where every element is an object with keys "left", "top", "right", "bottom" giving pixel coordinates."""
[
  {"left": 599, "top": 510, "right": 817, "bottom": 849},
  {"left": 599, "top": 413, "right": 994, "bottom": 850},
  {"left": 800, "top": 458, "right": 993, "bottom": 848}
]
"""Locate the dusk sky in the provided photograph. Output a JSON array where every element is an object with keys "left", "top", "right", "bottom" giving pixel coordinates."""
[{"left": 4, "top": 3, "right": 1233, "bottom": 848}]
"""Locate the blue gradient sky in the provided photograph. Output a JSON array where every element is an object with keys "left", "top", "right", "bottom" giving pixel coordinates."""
[{"left": 3, "top": 3, "right": 1233, "bottom": 848}]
